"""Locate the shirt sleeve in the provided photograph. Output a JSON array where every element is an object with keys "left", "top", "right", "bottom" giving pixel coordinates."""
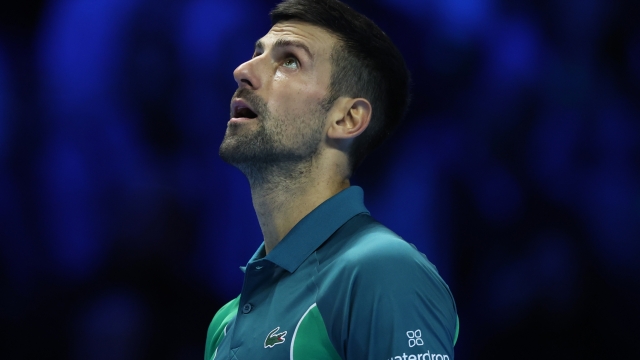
[
  {"left": 318, "top": 234, "right": 458, "bottom": 360},
  {"left": 204, "top": 296, "right": 240, "bottom": 360}
]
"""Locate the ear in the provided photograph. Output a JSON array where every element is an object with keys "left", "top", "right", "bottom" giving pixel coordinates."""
[{"left": 327, "top": 97, "right": 372, "bottom": 142}]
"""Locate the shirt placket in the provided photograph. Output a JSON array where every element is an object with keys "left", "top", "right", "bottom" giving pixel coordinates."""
[{"left": 228, "top": 259, "right": 273, "bottom": 359}]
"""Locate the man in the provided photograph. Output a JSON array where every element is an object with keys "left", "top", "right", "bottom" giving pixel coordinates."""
[{"left": 206, "top": 0, "right": 459, "bottom": 359}]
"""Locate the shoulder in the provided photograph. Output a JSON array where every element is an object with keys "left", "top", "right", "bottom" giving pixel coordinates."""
[
  {"left": 315, "top": 216, "right": 459, "bottom": 355},
  {"left": 210, "top": 296, "right": 240, "bottom": 326},
  {"left": 205, "top": 296, "right": 240, "bottom": 360},
  {"left": 320, "top": 214, "right": 452, "bottom": 302},
  {"left": 334, "top": 215, "right": 441, "bottom": 279}
]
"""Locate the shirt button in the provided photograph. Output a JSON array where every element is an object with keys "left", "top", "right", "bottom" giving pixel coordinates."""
[
  {"left": 242, "top": 303, "right": 253, "bottom": 314},
  {"left": 255, "top": 265, "right": 263, "bottom": 270}
]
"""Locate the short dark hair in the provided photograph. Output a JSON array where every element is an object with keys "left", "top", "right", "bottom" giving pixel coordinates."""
[{"left": 270, "top": 0, "right": 411, "bottom": 173}]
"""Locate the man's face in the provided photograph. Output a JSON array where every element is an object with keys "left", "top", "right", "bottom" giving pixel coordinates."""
[{"left": 219, "top": 21, "right": 338, "bottom": 170}]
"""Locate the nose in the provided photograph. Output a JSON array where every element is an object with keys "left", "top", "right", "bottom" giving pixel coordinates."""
[{"left": 233, "top": 57, "right": 261, "bottom": 90}]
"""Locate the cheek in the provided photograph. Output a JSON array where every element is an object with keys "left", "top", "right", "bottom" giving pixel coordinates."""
[
  {"left": 273, "top": 87, "right": 327, "bottom": 114},
  {"left": 274, "top": 69, "right": 287, "bottom": 83},
  {"left": 268, "top": 71, "right": 329, "bottom": 117}
]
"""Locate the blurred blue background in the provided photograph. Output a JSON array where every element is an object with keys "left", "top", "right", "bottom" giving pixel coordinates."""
[{"left": 1, "top": 0, "right": 639, "bottom": 359}]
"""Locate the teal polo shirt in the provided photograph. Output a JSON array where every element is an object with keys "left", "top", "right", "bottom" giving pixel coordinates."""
[{"left": 205, "top": 186, "right": 458, "bottom": 360}]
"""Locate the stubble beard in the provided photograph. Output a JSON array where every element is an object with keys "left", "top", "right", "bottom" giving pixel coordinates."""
[{"left": 219, "top": 89, "right": 329, "bottom": 187}]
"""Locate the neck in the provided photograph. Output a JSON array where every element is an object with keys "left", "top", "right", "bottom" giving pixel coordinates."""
[{"left": 243, "top": 157, "right": 349, "bottom": 254}]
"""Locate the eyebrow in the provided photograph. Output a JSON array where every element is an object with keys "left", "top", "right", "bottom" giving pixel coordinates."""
[{"left": 254, "top": 38, "right": 314, "bottom": 60}]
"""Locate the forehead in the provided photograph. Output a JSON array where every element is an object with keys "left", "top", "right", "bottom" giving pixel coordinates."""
[{"left": 260, "top": 20, "right": 338, "bottom": 55}]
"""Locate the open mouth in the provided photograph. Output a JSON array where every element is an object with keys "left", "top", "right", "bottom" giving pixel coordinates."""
[
  {"left": 234, "top": 106, "right": 258, "bottom": 119},
  {"left": 231, "top": 99, "right": 259, "bottom": 120}
]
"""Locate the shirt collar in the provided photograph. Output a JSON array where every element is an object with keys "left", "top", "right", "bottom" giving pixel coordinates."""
[{"left": 245, "top": 186, "right": 369, "bottom": 273}]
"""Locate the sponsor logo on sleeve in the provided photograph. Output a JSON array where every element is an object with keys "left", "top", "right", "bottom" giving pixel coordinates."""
[
  {"left": 264, "top": 327, "right": 287, "bottom": 348},
  {"left": 387, "top": 351, "right": 450, "bottom": 360},
  {"left": 406, "top": 330, "right": 424, "bottom": 347},
  {"left": 386, "top": 329, "right": 450, "bottom": 360}
]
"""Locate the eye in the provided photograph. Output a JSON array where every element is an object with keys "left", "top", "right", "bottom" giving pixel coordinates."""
[{"left": 282, "top": 57, "right": 299, "bottom": 69}]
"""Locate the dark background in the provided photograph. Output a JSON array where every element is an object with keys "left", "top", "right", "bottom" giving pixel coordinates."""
[{"left": 1, "top": 0, "right": 639, "bottom": 359}]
